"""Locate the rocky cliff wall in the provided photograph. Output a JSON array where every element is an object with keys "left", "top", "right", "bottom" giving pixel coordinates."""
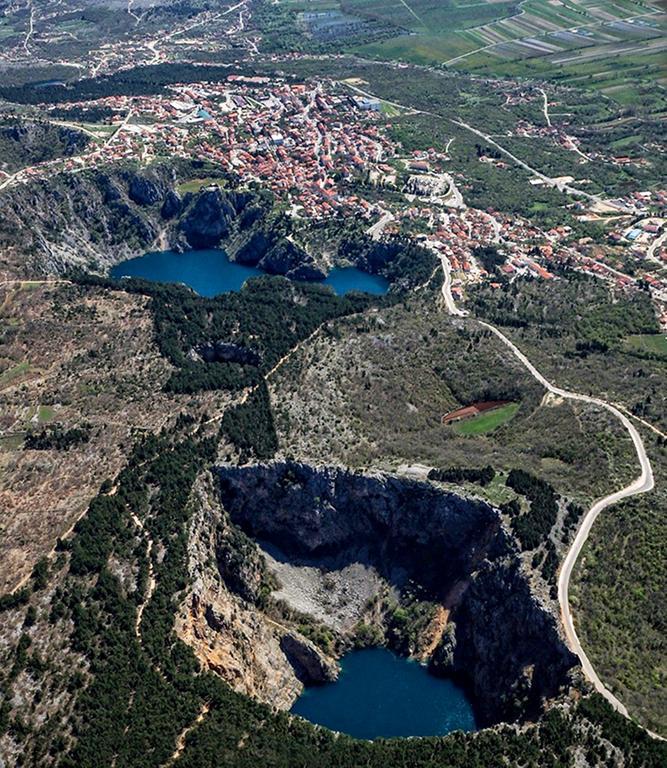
[
  {"left": 0, "top": 164, "right": 325, "bottom": 280},
  {"left": 216, "top": 461, "right": 579, "bottom": 726},
  {"left": 175, "top": 471, "right": 338, "bottom": 711}
]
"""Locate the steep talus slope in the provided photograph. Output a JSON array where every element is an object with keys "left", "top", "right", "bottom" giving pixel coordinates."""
[{"left": 216, "top": 461, "right": 578, "bottom": 725}]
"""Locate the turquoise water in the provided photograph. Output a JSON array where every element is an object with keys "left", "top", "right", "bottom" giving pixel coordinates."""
[
  {"left": 110, "top": 249, "right": 264, "bottom": 296},
  {"left": 109, "top": 249, "right": 388, "bottom": 297},
  {"left": 290, "top": 648, "right": 477, "bottom": 740},
  {"left": 323, "top": 266, "right": 388, "bottom": 296}
]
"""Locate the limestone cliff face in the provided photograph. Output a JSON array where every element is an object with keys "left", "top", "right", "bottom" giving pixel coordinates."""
[
  {"left": 217, "top": 461, "right": 500, "bottom": 596},
  {"left": 216, "top": 461, "right": 579, "bottom": 726},
  {"left": 179, "top": 187, "right": 250, "bottom": 249},
  {"left": 280, "top": 633, "right": 338, "bottom": 685},
  {"left": 233, "top": 227, "right": 326, "bottom": 280},
  {"left": 175, "top": 471, "right": 338, "bottom": 710},
  {"left": 178, "top": 584, "right": 303, "bottom": 709},
  {"left": 0, "top": 164, "right": 326, "bottom": 281},
  {"left": 433, "top": 557, "right": 577, "bottom": 724},
  {"left": 0, "top": 165, "right": 178, "bottom": 274}
]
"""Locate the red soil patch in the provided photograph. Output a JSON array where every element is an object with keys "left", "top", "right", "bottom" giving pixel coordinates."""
[{"left": 442, "top": 400, "right": 509, "bottom": 425}]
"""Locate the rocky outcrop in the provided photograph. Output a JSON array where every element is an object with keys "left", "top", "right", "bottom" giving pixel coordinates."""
[
  {"left": 289, "top": 262, "right": 327, "bottom": 281},
  {"left": 233, "top": 230, "right": 326, "bottom": 281},
  {"left": 160, "top": 190, "right": 182, "bottom": 219},
  {"left": 216, "top": 461, "right": 579, "bottom": 726},
  {"left": 194, "top": 341, "right": 261, "bottom": 367},
  {"left": 214, "top": 522, "right": 268, "bottom": 604},
  {"left": 280, "top": 633, "right": 339, "bottom": 685},
  {"left": 175, "top": 471, "right": 339, "bottom": 711},
  {"left": 128, "top": 174, "right": 166, "bottom": 207},
  {"left": 178, "top": 187, "right": 241, "bottom": 249},
  {"left": 234, "top": 230, "right": 272, "bottom": 265},
  {"left": 258, "top": 239, "right": 322, "bottom": 280}
]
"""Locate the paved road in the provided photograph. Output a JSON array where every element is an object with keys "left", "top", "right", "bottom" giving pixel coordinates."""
[
  {"left": 647, "top": 229, "right": 667, "bottom": 263},
  {"left": 442, "top": 173, "right": 465, "bottom": 209},
  {"left": 431, "top": 231, "right": 660, "bottom": 734},
  {"left": 476, "top": 320, "right": 662, "bottom": 738},
  {"left": 367, "top": 210, "right": 394, "bottom": 240},
  {"left": 438, "top": 253, "right": 466, "bottom": 317}
]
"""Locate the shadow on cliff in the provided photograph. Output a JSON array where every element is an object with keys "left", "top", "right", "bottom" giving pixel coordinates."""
[{"left": 216, "top": 460, "right": 579, "bottom": 728}]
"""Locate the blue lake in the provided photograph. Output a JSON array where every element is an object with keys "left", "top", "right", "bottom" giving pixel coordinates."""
[
  {"left": 290, "top": 648, "right": 477, "bottom": 740},
  {"left": 109, "top": 249, "right": 389, "bottom": 297}
]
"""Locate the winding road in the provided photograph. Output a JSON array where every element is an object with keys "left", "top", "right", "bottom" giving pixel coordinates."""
[
  {"left": 469, "top": 317, "right": 658, "bottom": 736},
  {"left": 438, "top": 253, "right": 466, "bottom": 317},
  {"left": 434, "top": 260, "right": 660, "bottom": 736}
]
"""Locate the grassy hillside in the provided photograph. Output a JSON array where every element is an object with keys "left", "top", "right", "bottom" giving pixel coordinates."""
[{"left": 270, "top": 293, "right": 637, "bottom": 504}]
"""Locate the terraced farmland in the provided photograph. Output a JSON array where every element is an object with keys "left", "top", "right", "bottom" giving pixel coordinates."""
[
  {"left": 449, "top": 0, "right": 667, "bottom": 112},
  {"left": 350, "top": 0, "right": 666, "bottom": 110},
  {"left": 344, "top": 0, "right": 520, "bottom": 31}
]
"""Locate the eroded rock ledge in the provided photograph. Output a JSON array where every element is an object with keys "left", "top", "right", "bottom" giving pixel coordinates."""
[
  {"left": 176, "top": 472, "right": 339, "bottom": 713},
  {"left": 214, "top": 461, "right": 578, "bottom": 726}
]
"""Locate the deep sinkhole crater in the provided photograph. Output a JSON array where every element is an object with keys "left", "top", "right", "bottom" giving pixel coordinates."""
[{"left": 216, "top": 461, "right": 578, "bottom": 730}]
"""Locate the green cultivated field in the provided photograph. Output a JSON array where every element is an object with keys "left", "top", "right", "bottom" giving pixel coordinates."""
[
  {"left": 624, "top": 334, "right": 667, "bottom": 358},
  {"left": 344, "top": 0, "right": 667, "bottom": 110},
  {"left": 358, "top": 33, "right": 475, "bottom": 65},
  {"left": 344, "top": 0, "right": 518, "bottom": 32},
  {"left": 453, "top": 402, "right": 520, "bottom": 435}
]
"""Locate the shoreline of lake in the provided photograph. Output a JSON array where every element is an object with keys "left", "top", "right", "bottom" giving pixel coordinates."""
[{"left": 110, "top": 248, "right": 389, "bottom": 297}]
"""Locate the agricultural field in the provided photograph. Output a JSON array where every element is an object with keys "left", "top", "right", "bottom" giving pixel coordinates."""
[
  {"left": 444, "top": 0, "right": 667, "bottom": 111},
  {"left": 347, "top": 0, "right": 667, "bottom": 110},
  {"left": 344, "top": 0, "right": 519, "bottom": 32},
  {"left": 453, "top": 401, "right": 520, "bottom": 435}
]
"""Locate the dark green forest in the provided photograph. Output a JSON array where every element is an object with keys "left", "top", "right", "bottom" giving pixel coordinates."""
[
  {"left": 75, "top": 273, "right": 384, "bottom": 394},
  {"left": 0, "top": 63, "right": 253, "bottom": 105}
]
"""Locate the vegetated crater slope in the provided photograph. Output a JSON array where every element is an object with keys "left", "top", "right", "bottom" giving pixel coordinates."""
[
  {"left": 217, "top": 461, "right": 578, "bottom": 726},
  {"left": 0, "top": 119, "right": 89, "bottom": 174},
  {"left": 0, "top": 162, "right": 320, "bottom": 279}
]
